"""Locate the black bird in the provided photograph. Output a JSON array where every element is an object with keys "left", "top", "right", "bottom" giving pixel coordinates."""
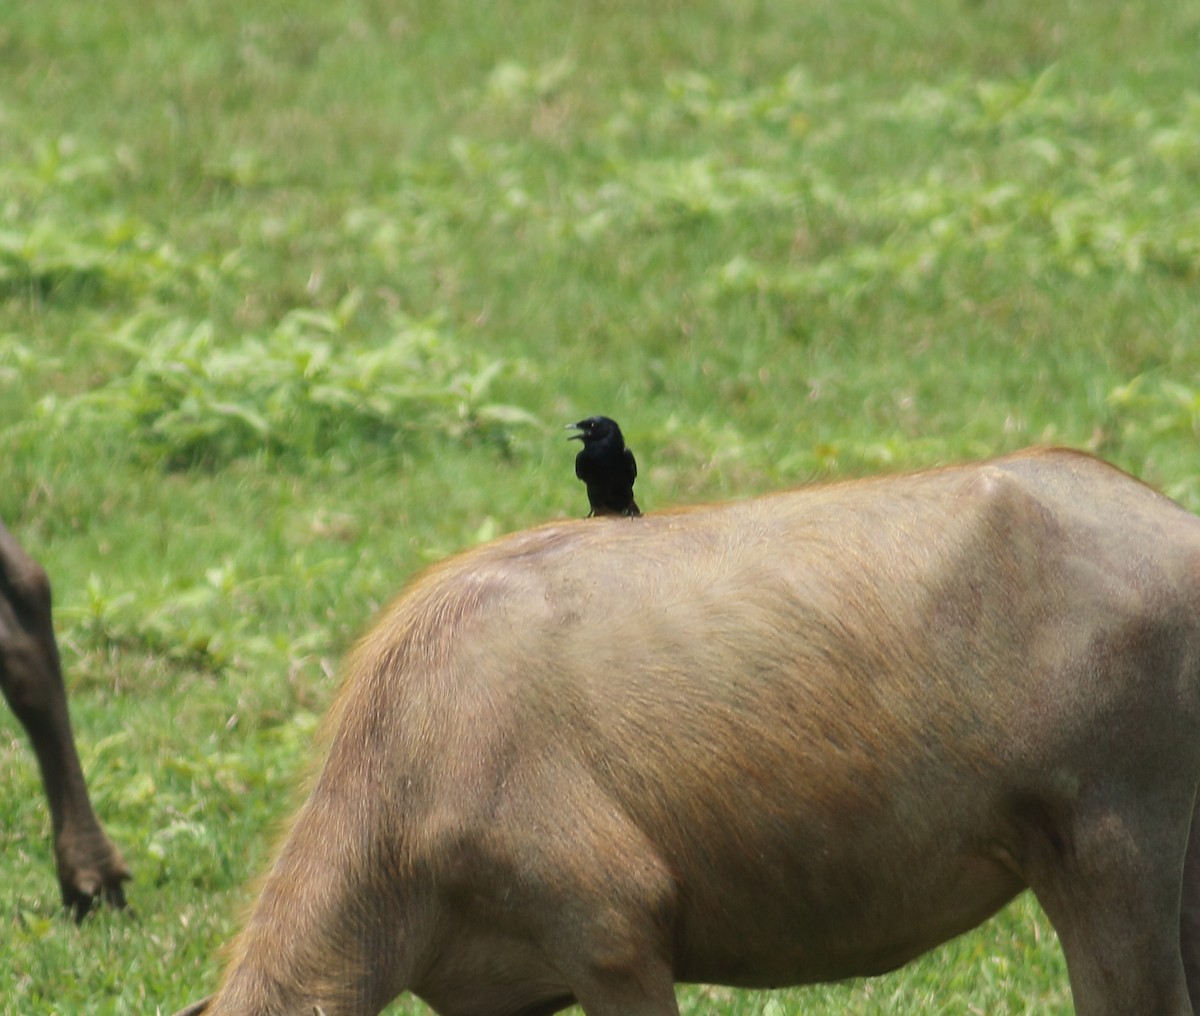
[{"left": 567, "top": 415, "right": 642, "bottom": 517}]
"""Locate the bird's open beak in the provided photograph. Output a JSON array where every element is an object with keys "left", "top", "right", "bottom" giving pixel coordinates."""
[{"left": 565, "top": 422, "right": 585, "bottom": 441}]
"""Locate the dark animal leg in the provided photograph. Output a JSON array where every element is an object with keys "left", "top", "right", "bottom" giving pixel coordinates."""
[
  {"left": 1179, "top": 792, "right": 1200, "bottom": 1014},
  {"left": 571, "top": 958, "right": 681, "bottom": 1016},
  {"left": 497, "top": 784, "right": 682, "bottom": 1016},
  {"left": 0, "top": 526, "right": 129, "bottom": 918},
  {"left": 1025, "top": 794, "right": 1193, "bottom": 1015}
]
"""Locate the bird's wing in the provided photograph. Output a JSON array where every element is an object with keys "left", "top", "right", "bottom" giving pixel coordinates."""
[{"left": 624, "top": 447, "right": 637, "bottom": 481}]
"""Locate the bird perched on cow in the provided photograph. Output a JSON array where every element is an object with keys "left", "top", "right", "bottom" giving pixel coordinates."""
[{"left": 567, "top": 415, "right": 642, "bottom": 517}]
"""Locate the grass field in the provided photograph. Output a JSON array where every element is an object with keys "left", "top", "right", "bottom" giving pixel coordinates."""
[{"left": 2, "top": 0, "right": 1198, "bottom": 1012}]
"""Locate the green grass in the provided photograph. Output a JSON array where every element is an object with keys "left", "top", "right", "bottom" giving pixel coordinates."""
[{"left": 1, "top": 0, "right": 1198, "bottom": 1011}]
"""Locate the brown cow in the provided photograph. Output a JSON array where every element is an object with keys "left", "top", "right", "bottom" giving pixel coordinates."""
[
  {"left": 0, "top": 522, "right": 129, "bottom": 918},
  {"left": 174, "top": 448, "right": 1200, "bottom": 1015}
]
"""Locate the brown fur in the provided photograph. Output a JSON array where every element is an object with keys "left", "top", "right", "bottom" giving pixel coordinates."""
[
  {"left": 0, "top": 521, "right": 129, "bottom": 917},
  {"left": 176, "top": 449, "right": 1200, "bottom": 1015}
]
